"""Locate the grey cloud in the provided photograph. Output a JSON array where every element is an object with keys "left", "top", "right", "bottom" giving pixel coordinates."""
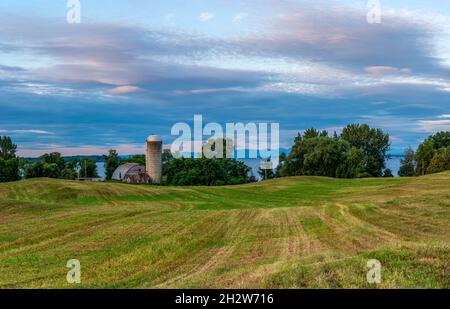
[
  {"left": 0, "top": 15, "right": 263, "bottom": 90},
  {"left": 232, "top": 2, "right": 450, "bottom": 78}
]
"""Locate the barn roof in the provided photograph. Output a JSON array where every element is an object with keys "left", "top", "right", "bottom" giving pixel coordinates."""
[{"left": 112, "top": 163, "right": 143, "bottom": 180}]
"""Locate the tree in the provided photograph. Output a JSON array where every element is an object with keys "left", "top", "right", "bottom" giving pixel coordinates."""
[
  {"left": 426, "top": 147, "right": 450, "bottom": 174},
  {"left": 0, "top": 136, "right": 17, "bottom": 160},
  {"left": 104, "top": 149, "right": 120, "bottom": 180},
  {"left": 280, "top": 132, "right": 349, "bottom": 178},
  {"left": 428, "top": 131, "right": 450, "bottom": 149},
  {"left": 383, "top": 168, "right": 394, "bottom": 178},
  {"left": 79, "top": 158, "right": 98, "bottom": 178},
  {"left": 415, "top": 140, "right": 435, "bottom": 176},
  {"left": 258, "top": 159, "right": 275, "bottom": 180},
  {"left": 165, "top": 157, "right": 251, "bottom": 186},
  {"left": 0, "top": 136, "right": 20, "bottom": 182},
  {"left": 40, "top": 152, "right": 65, "bottom": 170},
  {"left": 415, "top": 132, "right": 450, "bottom": 175},
  {"left": 24, "top": 152, "right": 80, "bottom": 180},
  {"left": 60, "top": 168, "right": 77, "bottom": 180},
  {"left": 43, "top": 163, "right": 60, "bottom": 178},
  {"left": 398, "top": 147, "right": 416, "bottom": 177},
  {"left": 0, "top": 157, "right": 20, "bottom": 182},
  {"left": 336, "top": 146, "right": 366, "bottom": 178},
  {"left": 162, "top": 149, "right": 174, "bottom": 176},
  {"left": 122, "top": 154, "right": 145, "bottom": 165},
  {"left": 302, "top": 137, "right": 348, "bottom": 177},
  {"left": 340, "top": 124, "right": 390, "bottom": 177},
  {"left": 275, "top": 152, "right": 287, "bottom": 177}
]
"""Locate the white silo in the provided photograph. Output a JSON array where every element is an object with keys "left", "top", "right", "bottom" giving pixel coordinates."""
[{"left": 146, "top": 135, "right": 162, "bottom": 184}]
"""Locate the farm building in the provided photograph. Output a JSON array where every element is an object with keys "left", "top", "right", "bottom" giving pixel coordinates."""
[
  {"left": 111, "top": 163, "right": 149, "bottom": 183},
  {"left": 111, "top": 134, "right": 163, "bottom": 184}
]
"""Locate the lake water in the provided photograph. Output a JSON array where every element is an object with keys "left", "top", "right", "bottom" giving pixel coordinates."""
[{"left": 96, "top": 156, "right": 403, "bottom": 180}]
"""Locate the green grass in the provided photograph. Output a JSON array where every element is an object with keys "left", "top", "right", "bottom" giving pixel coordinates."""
[{"left": 0, "top": 172, "right": 449, "bottom": 288}]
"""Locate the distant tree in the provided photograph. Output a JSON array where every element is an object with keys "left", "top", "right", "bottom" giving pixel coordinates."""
[
  {"left": 162, "top": 149, "right": 174, "bottom": 176},
  {"left": 426, "top": 147, "right": 450, "bottom": 174},
  {"left": 122, "top": 154, "right": 145, "bottom": 166},
  {"left": 104, "top": 149, "right": 120, "bottom": 180},
  {"left": 24, "top": 152, "right": 80, "bottom": 179},
  {"left": 415, "top": 132, "right": 450, "bottom": 175},
  {"left": 43, "top": 163, "right": 60, "bottom": 178},
  {"left": 0, "top": 157, "right": 20, "bottom": 182},
  {"left": 415, "top": 140, "right": 435, "bottom": 176},
  {"left": 302, "top": 137, "right": 348, "bottom": 177},
  {"left": 341, "top": 124, "right": 390, "bottom": 177},
  {"left": 40, "top": 152, "right": 65, "bottom": 170},
  {"left": 258, "top": 159, "right": 276, "bottom": 180},
  {"left": 79, "top": 158, "right": 98, "bottom": 178},
  {"left": 0, "top": 136, "right": 20, "bottom": 182},
  {"left": 398, "top": 147, "right": 416, "bottom": 177},
  {"left": 428, "top": 131, "right": 450, "bottom": 149},
  {"left": 336, "top": 146, "right": 366, "bottom": 178},
  {"left": 303, "top": 128, "right": 328, "bottom": 139},
  {"left": 165, "top": 157, "right": 251, "bottom": 186},
  {"left": 383, "top": 168, "right": 394, "bottom": 178},
  {"left": 60, "top": 168, "right": 77, "bottom": 180},
  {"left": 0, "top": 136, "right": 17, "bottom": 160},
  {"left": 24, "top": 161, "right": 45, "bottom": 178},
  {"left": 280, "top": 132, "right": 349, "bottom": 177},
  {"left": 275, "top": 152, "right": 287, "bottom": 177}
]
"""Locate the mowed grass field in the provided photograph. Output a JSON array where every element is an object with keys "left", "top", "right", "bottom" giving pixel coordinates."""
[{"left": 0, "top": 172, "right": 449, "bottom": 288}]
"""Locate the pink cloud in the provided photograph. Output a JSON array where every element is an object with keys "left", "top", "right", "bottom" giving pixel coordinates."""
[
  {"left": 107, "top": 85, "right": 142, "bottom": 95},
  {"left": 365, "top": 66, "right": 411, "bottom": 77}
]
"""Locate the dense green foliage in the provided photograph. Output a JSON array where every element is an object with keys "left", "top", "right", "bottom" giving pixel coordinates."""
[
  {"left": 399, "top": 131, "right": 450, "bottom": 176},
  {"left": 104, "top": 150, "right": 120, "bottom": 180},
  {"left": 24, "top": 152, "right": 79, "bottom": 179},
  {"left": 165, "top": 157, "right": 252, "bottom": 186},
  {"left": 383, "top": 168, "right": 394, "bottom": 178},
  {"left": 121, "top": 154, "right": 146, "bottom": 166},
  {"left": 398, "top": 147, "right": 416, "bottom": 177},
  {"left": 340, "top": 124, "right": 390, "bottom": 177},
  {"left": 0, "top": 136, "right": 20, "bottom": 182},
  {"left": 278, "top": 124, "right": 390, "bottom": 178},
  {"left": 78, "top": 158, "right": 98, "bottom": 178}
]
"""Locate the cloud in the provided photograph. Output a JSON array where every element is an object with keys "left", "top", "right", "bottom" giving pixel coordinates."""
[
  {"left": 365, "top": 66, "right": 411, "bottom": 77},
  {"left": 233, "top": 13, "right": 248, "bottom": 22},
  {"left": 199, "top": 12, "right": 214, "bottom": 22},
  {"left": 0, "top": 129, "right": 53, "bottom": 135},
  {"left": 0, "top": 64, "right": 26, "bottom": 72},
  {"left": 0, "top": 2, "right": 450, "bottom": 156},
  {"left": 165, "top": 13, "right": 175, "bottom": 22},
  {"left": 418, "top": 119, "right": 450, "bottom": 133},
  {"left": 233, "top": 2, "right": 450, "bottom": 79},
  {"left": 17, "top": 143, "right": 146, "bottom": 157},
  {"left": 108, "top": 85, "right": 142, "bottom": 95}
]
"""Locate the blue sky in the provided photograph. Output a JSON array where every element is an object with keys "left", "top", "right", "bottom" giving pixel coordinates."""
[{"left": 0, "top": 0, "right": 449, "bottom": 156}]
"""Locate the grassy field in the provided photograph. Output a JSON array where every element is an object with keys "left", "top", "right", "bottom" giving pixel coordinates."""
[{"left": 0, "top": 172, "right": 449, "bottom": 288}]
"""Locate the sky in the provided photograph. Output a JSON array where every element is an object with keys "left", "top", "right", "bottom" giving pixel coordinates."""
[{"left": 0, "top": 0, "right": 449, "bottom": 157}]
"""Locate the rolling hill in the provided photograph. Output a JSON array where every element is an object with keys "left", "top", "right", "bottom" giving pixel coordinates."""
[{"left": 0, "top": 173, "right": 449, "bottom": 288}]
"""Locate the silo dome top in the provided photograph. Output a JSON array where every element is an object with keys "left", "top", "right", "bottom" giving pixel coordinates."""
[{"left": 147, "top": 134, "right": 162, "bottom": 142}]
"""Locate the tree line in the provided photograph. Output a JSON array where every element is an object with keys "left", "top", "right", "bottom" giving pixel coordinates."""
[
  {"left": 398, "top": 131, "right": 450, "bottom": 177},
  {"left": 1, "top": 126, "right": 449, "bottom": 184},
  {"left": 0, "top": 137, "right": 99, "bottom": 182},
  {"left": 274, "top": 124, "right": 392, "bottom": 179}
]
